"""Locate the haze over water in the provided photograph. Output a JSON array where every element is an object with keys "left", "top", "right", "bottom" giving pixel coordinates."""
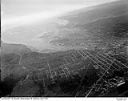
[{"left": 1, "top": 0, "right": 118, "bottom": 50}]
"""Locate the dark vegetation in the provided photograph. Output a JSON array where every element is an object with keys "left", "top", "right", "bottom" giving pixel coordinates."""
[{"left": 0, "top": 74, "right": 19, "bottom": 96}]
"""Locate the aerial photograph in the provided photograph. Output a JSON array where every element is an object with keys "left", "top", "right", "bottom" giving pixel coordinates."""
[{"left": 1, "top": 0, "right": 128, "bottom": 97}]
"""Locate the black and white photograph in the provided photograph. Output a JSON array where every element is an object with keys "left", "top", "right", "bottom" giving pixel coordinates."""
[{"left": 1, "top": 0, "right": 128, "bottom": 98}]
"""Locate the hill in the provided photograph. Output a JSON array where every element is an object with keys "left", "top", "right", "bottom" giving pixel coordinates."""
[
  {"left": 0, "top": 42, "right": 31, "bottom": 55},
  {"left": 50, "top": 0, "right": 128, "bottom": 50}
]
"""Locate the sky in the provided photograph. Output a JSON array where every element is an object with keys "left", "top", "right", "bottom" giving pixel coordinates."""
[{"left": 1, "top": 0, "right": 118, "bottom": 28}]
